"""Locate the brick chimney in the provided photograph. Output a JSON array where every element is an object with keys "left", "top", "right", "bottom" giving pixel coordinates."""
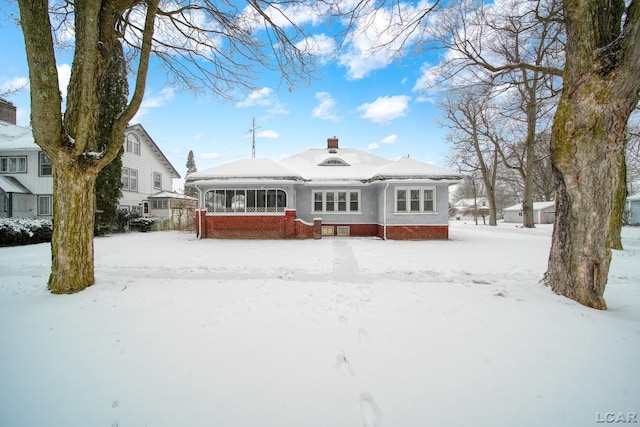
[
  {"left": 0, "top": 98, "right": 17, "bottom": 125},
  {"left": 327, "top": 136, "right": 339, "bottom": 149}
]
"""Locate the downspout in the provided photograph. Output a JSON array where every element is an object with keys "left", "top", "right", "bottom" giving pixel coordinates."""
[
  {"left": 195, "top": 184, "right": 203, "bottom": 239},
  {"left": 383, "top": 182, "right": 389, "bottom": 240}
]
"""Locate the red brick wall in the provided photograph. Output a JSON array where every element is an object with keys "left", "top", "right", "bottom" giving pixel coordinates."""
[
  {"left": 195, "top": 210, "right": 449, "bottom": 240},
  {"left": 320, "top": 223, "right": 378, "bottom": 237},
  {"left": 377, "top": 224, "right": 449, "bottom": 240},
  {"left": 196, "top": 210, "right": 316, "bottom": 239}
]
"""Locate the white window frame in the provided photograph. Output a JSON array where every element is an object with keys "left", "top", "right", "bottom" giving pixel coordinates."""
[
  {"left": 204, "top": 188, "right": 287, "bottom": 214},
  {"left": 0, "top": 156, "right": 27, "bottom": 173},
  {"left": 395, "top": 186, "right": 437, "bottom": 214},
  {"left": 153, "top": 172, "right": 162, "bottom": 190},
  {"left": 121, "top": 167, "right": 138, "bottom": 192},
  {"left": 37, "top": 195, "right": 53, "bottom": 216},
  {"left": 312, "top": 190, "right": 360, "bottom": 213},
  {"left": 39, "top": 152, "right": 52, "bottom": 176},
  {"left": 125, "top": 133, "right": 140, "bottom": 155}
]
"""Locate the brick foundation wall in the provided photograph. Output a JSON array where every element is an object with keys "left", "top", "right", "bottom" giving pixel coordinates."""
[
  {"left": 196, "top": 210, "right": 316, "bottom": 239},
  {"left": 377, "top": 224, "right": 449, "bottom": 240},
  {"left": 320, "top": 223, "right": 378, "bottom": 237},
  {"left": 195, "top": 210, "right": 449, "bottom": 240}
]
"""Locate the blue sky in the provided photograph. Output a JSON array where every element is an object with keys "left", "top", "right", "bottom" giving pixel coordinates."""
[{"left": 0, "top": 1, "right": 450, "bottom": 183}]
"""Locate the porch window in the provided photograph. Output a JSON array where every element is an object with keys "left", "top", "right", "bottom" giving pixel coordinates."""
[
  {"left": 151, "top": 199, "right": 169, "bottom": 209},
  {"left": 204, "top": 188, "right": 287, "bottom": 213},
  {"left": 312, "top": 190, "right": 360, "bottom": 213},
  {"left": 396, "top": 187, "right": 436, "bottom": 213}
]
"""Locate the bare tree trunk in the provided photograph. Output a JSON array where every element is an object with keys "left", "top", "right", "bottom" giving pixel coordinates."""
[
  {"left": 49, "top": 164, "right": 98, "bottom": 293},
  {"left": 608, "top": 156, "right": 627, "bottom": 250},
  {"left": 543, "top": 0, "right": 640, "bottom": 310}
]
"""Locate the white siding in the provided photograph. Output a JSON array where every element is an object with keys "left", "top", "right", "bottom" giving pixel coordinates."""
[{"left": 119, "top": 127, "right": 177, "bottom": 213}]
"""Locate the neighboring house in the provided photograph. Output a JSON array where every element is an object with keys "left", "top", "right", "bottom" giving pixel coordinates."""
[
  {"left": 119, "top": 124, "right": 180, "bottom": 215},
  {"left": 186, "top": 137, "right": 461, "bottom": 240},
  {"left": 0, "top": 106, "right": 180, "bottom": 219},
  {"left": 450, "top": 197, "right": 490, "bottom": 219},
  {"left": 626, "top": 193, "right": 640, "bottom": 225},
  {"left": 0, "top": 120, "right": 54, "bottom": 218},
  {"left": 148, "top": 190, "right": 197, "bottom": 229},
  {"left": 503, "top": 201, "right": 556, "bottom": 224}
]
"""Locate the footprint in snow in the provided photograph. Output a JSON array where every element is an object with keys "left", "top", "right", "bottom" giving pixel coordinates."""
[
  {"left": 338, "top": 315, "right": 349, "bottom": 327},
  {"left": 358, "top": 327, "right": 370, "bottom": 342},
  {"left": 335, "top": 352, "right": 355, "bottom": 377},
  {"left": 360, "top": 391, "right": 382, "bottom": 427}
]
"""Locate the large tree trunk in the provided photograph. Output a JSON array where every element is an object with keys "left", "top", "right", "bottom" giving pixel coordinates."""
[
  {"left": 544, "top": 0, "right": 640, "bottom": 310},
  {"left": 18, "top": 0, "right": 158, "bottom": 294},
  {"left": 49, "top": 164, "right": 98, "bottom": 293}
]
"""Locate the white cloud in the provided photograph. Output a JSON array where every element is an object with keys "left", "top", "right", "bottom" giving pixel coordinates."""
[
  {"left": 368, "top": 134, "right": 398, "bottom": 150},
  {"left": 357, "top": 95, "right": 411, "bottom": 124},
  {"left": 258, "top": 129, "right": 279, "bottom": 139},
  {"left": 381, "top": 134, "right": 398, "bottom": 144},
  {"left": 57, "top": 64, "right": 71, "bottom": 99},
  {"left": 132, "top": 87, "right": 176, "bottom": 121},
  {"left": 1, "top": 76, "right": 29, "bottom": 94},
  {"left": 236, "top": 87, "right": 274, "bottom": 108},
  {"left": 194, "top": 132, "right": 204, "bottom": 141},
  {"left": 338, "top": 2, "right": 430, "bottom": 79},
  {"left": 312, "top": 92, "right": 339, "bottom": 121},
  {"left": 296, "top": 34, "right": 337, "bottom": 60},
  {"left": 268, "top": 102, "right": 290, "bottom": 115},
  {"left": 200, "top": 152, "right": 222, "bottom": 159}
]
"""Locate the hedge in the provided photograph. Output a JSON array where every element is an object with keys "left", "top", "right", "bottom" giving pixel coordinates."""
[{"left": 0, "top": 218, "right": 53, "bottom": 246}]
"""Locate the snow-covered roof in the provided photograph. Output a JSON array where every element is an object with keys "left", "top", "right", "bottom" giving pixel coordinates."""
[
  {"left": 504, "top": 201, "right": 556, "bottom": 211},
  {"left": 0, "top": 175, "right": 32, "bottom": 194},
  {"left": 187, "top": 145, "right": 461, "bottom": 185},
  {"left": 149, "top": 191, "right": 197, "bottom": 200},
  {"left": 188, "top": 158, "right": 302, "bottom": 183},
  {"left": 0, "top": 121, "right": 37, "bottom": 151}
]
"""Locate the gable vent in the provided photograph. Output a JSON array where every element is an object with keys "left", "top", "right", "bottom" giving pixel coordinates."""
[{"left": 319, "top": 157, "right": 350, "bottom": 166}]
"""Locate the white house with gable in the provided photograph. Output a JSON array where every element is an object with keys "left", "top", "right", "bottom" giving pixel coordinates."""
[{"left": 0, "top": 99, "right": 181, "bottom": 219}]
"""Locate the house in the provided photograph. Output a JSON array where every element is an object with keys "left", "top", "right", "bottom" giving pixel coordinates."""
[
  {"left": 185, "top": 137, "right": 462, "bottom": 240},
  {"left": 626, "top": 193, "right": 640, "bottom": 225},
  {"left": 0, "top": 101, "right": 180, "bottom": 219},
  {"left": 503, "top": 200, "right": 556, "bottom": 224},
  {"left": 119, "top": 124, "right": 181, "bottom": 215},
  {"left": 148, "top": 190, "right": 197, "bottom": 229},
  {"left": 450, "top": 197, "right": 490, "bottom": 219}
]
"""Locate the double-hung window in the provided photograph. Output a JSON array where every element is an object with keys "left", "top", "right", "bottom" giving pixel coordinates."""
[
  {"left": 121, "top": 168, "right": 138, "bottom": 191},
  {"left": 396, "top": 187, "right": 436, "bottom": 213},
  {"left": 38, "top": 195, "right": 53, "bottom": 216},
  {"left": 39, "top": 152, "right": 52, "bottom": 176},
  {"left": 125, "top": 133, "right": 140, "bottom": 155},
  {"left": 153, "top": 172, "right": 162, "bottom": 190},
  {"left": 0, "top": 156, "right": 27, "bottom": 173},
  {"left": 312, "top": 190, "right": 360, "bottom": 213}
]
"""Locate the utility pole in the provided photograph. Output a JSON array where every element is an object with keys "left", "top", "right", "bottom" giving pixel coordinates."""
[{"left": 247, "top": 117, "right": 261, "bottom": 158}]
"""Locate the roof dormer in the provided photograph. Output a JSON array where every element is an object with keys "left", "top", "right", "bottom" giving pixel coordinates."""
[{"left": 319, "top": 157, "right": 350, "bottom": 166}]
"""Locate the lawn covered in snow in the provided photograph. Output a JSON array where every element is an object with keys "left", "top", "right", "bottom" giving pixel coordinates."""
[{"left": 1, "top": 222, "right": 639, "bottom": 427}]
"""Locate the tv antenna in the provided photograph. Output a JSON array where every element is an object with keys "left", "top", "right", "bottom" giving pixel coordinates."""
[{"left": 246, "top": 117, "right": 261, "bottom": 158}]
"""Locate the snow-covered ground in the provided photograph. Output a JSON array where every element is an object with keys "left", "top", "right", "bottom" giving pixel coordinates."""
[{"left": 1, "top": 222, "right": 638, "bottom": 427}]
